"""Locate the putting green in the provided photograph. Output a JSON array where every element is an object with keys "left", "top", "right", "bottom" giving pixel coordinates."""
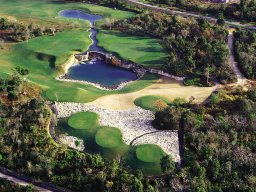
[
  {"left": 134, "top": 95, "right": 171, "bottom": 111},
  {"left": 95, "top": 127, "right": 122, "bottom": 148},
  {"left": 68, "top": 112, "right": 98, "bottom": 129},
  {"left": 97, "top": 30, "right": 168, "bottom": 69},
  {"left": 136, "top": 144, "right": 166, "bottom": 163}
]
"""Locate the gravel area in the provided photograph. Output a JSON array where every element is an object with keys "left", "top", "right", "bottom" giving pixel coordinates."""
[
  {"left": 59, "top": 134, "right": 85, "bottom": 151},
  {"left": 55, "top": 102, "right": 180, "bottom": 162}
]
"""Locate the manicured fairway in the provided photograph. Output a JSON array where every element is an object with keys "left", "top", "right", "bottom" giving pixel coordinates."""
[
  {"left": 136, "top": 144, "right": 166, "bottom": 163},
  {"left": 95, "top": 127, "right": 123, "bottom": 148},
  {"left": 0, "top": 0, "right": 163, "bottom": 103},
  {"left": 97, "top": 30, "right": 168, "bottom": 69},
  {"left": 68, "top": 112, "right": 98, "bottom": 129},
  {"left": 134, "top": 95, "right": 172, "bottom": 111},
  {"left": 0, "top": 0, "right": 173, "bottom": 176},
  {"left": 0, "top": 0, "right": 134, "bottom": 27}
]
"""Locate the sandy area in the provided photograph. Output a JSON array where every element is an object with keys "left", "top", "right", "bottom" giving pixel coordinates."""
[{"left": 89, "top": 77, "right": 217, "bottom": 110}]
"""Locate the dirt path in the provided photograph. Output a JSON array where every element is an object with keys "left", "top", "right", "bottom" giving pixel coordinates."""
[
  {"left": 228, "top": 31, "right": 247, "bottom": 85},
  {"left": 89, "top": 77, "right": 216, "bottom": 110}
]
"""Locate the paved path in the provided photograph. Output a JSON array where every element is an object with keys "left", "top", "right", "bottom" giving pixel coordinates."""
[
  {"left": 0, "top": 172, "right": 51, "bottom": 192},
  {"left": 126, "top": 0, "right": 256, "bottom": 30},
  {"left": 0, "top": 167, "right": 70, "bottom": 192},
  {"left": 228, "top": 31, "right": 247, "bottom": 85}
]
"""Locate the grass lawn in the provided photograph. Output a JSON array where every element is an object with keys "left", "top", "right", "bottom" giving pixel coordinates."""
[
  {"left": 68, "top": 112, "right": 98, "bottom": 129},
  {"left": 134, "top": 95, "right": 172, "bottom": 111},
  {"left": 97, "top": 30, "right": 168, "bottom": 69},
  {"left": 0, "top": 0, "right": 134, "bottom": 27},
  {"left": 136, "top": 144, "right": 166, "bottom": 163},
  {"left": 95, "top": 126, "right": 122, "bottom": 148},
  {"left": 0, "top": 0, "right": 164, "bottom": 103}
]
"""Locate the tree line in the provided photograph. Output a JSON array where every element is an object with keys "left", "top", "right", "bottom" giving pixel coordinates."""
[
  {"left": 0, "top": 178, "right": 35, "bottom": 192},
  {"left": 234, "top": 30, "right": 256, "bottom": 80},
  {"left": 0, "top": 18, "right": 57, "bottom": 42},
  {"left": 147, "top": 0, "right": 256, "bottom": 22},
  {"left": 105, "top": 12, "right": 236, "bottom": 86},
  {"left": 152, "top": 85, "right": 256, "bottom": 191}
]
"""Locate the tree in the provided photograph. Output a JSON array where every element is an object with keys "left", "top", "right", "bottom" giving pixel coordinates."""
[
  {"left": 23, "top": 26, "right": 30, "bottom": 43},
  {"left": 133, "top": 178, "right": 143, "bottom": 192},
  {"left": 217, "top": 13, "right": 225, "bottom": 26},
  {"left": 204, "top": 67, "right": 210, "bottom": 85},
  {"left": 154, "top": 99, "right": 167, "bottom": 111},
  {"left": 7, "top": 91, "right": 18, "bottom": 101},
  {"left": 160, "top": 155, "right": 175, "bottom": 173},
  {"left": 153, "top": 107, "right": 181, "bottom": 130}
]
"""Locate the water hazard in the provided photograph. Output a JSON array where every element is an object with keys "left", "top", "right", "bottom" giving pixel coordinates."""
[{"left": 59, "top": 9, "right": 137, "bottom": 88}]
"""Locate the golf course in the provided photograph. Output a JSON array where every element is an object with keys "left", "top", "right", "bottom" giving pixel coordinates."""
[{"left": 0, "top": 0, "right": 215, "bottom": 175}]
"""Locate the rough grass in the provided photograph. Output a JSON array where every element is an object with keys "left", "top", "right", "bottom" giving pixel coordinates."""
[
  {"left": 95, "top": 126, "right": 123, "bottom": 148},
  {"left": 97, "top": 30, "right": 168, "bottom": 69},
  {"left": 68, "top": 112, "right": 98, "bottom": 129},
  {"left": 136, "top": 144, "right": 166, "bottom": 163},
  {"left": 134, "top": 95, "right": 172, "bottom": 111}
]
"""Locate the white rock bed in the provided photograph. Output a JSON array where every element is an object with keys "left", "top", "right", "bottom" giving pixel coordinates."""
[
  {"left": 132, "top": 131, "right": 180, "bottom": 162},
  {"left": 59, "top": 134, "right": 85, "bottom": 151},
  {"left": 56, "top": 76, "right": 136, "bottom": 91},
  {"left": 55, "top": 102, "right": 180, "bottom": 162}
]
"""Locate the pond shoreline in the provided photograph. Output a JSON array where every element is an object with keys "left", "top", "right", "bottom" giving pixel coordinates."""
[{"left": 57, "top": 9, "right": 141, "bottom": 90}]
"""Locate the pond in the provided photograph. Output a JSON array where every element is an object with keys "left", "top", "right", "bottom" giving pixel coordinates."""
[
  {"left": 67, "top": 59, "right": 137, "bottom": 87},
  {"left": 59, "top": 9, "right": 138, "bottom": 88}
]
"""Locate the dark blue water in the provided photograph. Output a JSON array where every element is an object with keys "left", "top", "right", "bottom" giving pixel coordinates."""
[
  {"left": 68, "top": 59, "right": 137, "bottom": 87},
  {"left": 59, "top": 9, "right": 102, "bottom": 25},
  {"left": 59, "top": 10, "right": 138, "bottom": 87},
  {"left": 59, "top": 9, "right": 104, "bottom": 52}
]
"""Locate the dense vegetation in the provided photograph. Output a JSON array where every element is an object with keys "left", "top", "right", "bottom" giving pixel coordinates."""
[
  {"left": 107, "top": 12, "right": 236, "bottom": 86},
  {"left": 234, "top": 30, "right": 256, "bottom": 80},
  {"left": 1, "top": 72, "right": 255, "bottom": 191},
  {"left": 153, "top": 85, "right": 256, "bottom": 191},
  {"left": 0, "top": 18, "right": 58, "bottom": 42},
  {"left": 0, "top": 178, "right": 35, "bottom": 192},
  {"left": 146, "top": 0, "right": 256, "bottom": 22},
  {"left": 0, "top": 72, "right": 164, "bottom": 191}
]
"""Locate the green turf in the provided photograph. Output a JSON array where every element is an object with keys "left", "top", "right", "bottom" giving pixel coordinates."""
[
  {"left": 134, "top": 95, "right": 172, "bottom": 111},
  {"left": 95, "top": 127, "right": 123, "bottom": 148},
  {"left": 136, "top": 144, "right": 166, "bottom": 163},
  {"left": 68, "top": 112, "right": 98, "bottom": 129},
  {"left": 56, "top": 117, "right": 165, "bottom": 175},
  {"left": 0, "top": 0, "right": 163, "bottom": 103},
  {"left": 97, "top": 30, "right": 168, "bottom": 69},
  {"left": 0, "top": 0, "right": 134, "bottom": 27}
]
